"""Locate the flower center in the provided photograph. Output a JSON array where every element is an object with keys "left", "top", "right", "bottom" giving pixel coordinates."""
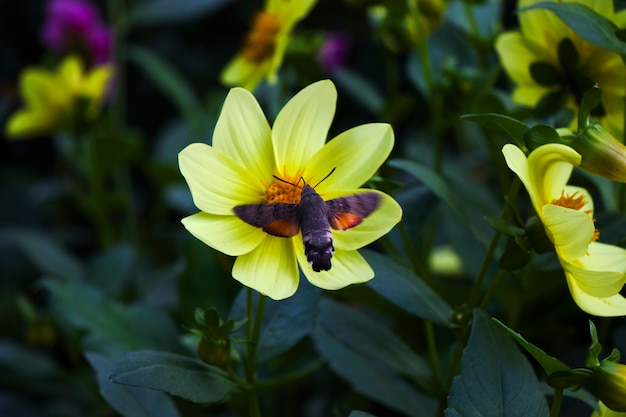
[
  {"left": 242, "top": 12, "right": 280, "bottom": 63},
  {"left": 263, "top": 170, "right": 305, "bottom": 204},
  {"left": 551, "top": 190, "right": 600, "bottom": 242}
]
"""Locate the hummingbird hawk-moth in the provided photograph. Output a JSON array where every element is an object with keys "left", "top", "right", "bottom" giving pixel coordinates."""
[{"left": 233, "top": 169, "right": 381, "bottom": 272}]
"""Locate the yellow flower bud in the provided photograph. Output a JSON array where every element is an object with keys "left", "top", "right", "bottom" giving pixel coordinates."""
[
  {"left": 560, "top": 123, "right": 626, "bottom": 183},
  {"left": 590, "top": 360, "right": 626, "bottom": 412}
]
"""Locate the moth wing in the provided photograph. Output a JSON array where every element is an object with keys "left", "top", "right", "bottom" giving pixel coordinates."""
[
  {"left": 233, "top": 203, "right": 300, "bottom": 237},
  {"left": 326, "top": 192, "right": 381, "bottom": 230}
]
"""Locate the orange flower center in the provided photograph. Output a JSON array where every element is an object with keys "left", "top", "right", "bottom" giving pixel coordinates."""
[
  {"left": 242, "top": 12, "right": 281, "bottom": 63},
  {"left": 551, "top": 190, "right": 600, "bottom": 242},
  {"left": 262, "top": 170, "right": 306, "bottom": 204}
]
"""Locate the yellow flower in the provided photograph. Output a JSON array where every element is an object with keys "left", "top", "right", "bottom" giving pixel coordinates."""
[
  {"left": 503, "top": 143, "right": 626, "bottom": 316},
  {"left": 179, "top": 80, "right": 402, "bottom": 300},
  {"left": 5, "top": 55, "right": 112, "bottom": 139},
  {"left": 220, "top": 0, "right": 316, "bottom": 91},
  {"left": 495, "top": 0, "right": 626, "bottom": 138}
]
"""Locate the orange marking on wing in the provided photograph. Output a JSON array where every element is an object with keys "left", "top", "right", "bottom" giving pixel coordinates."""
[
  {"left": 263, "top": 218, "right": 300, "bottom": 237},
  {"left": 330, "top": 213, "right": 363, "bottom": 230}
]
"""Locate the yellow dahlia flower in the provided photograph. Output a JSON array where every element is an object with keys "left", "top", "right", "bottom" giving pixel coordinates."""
[
  {"left": 5, "top": 54, "right": 112, "bottom": 139},
  {"left": 220, "top": 0, "right": 316, "bottom": 91},
  {"left": 495, "top": 0, "right": 626, "bottom": 139},
  {"left": 179, "top": 80, "right": 402, "bottom": 300},
  {"left": 503, "top": 143, "right": 626, "bottom": 316}
]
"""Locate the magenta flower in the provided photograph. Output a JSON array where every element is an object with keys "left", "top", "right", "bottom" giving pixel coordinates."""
[
  {"left": 318, "top": 32, "right": 351, "bottom": 73},
  {"left": 41, "top": 0, "right": 112, "bottom": 64}
]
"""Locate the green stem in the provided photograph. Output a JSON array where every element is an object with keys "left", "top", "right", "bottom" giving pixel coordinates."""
[
  {"left": 83, "top": 136, "right": 115, "bottom": 247},
  {"left": 549, "top": 388, "right": 564, "bottom": 417},
  {"left": 398, "top": 220, "right": 430, "bottom": 280},
  {"left": 467, "top": 177, "right": 521, "bottom": 308},
  {"left": 424, "top": 321, "right": 443, "bottom": 396},
  {"left": 478, "top": 269, "right": 506, "bottom": 310},
  {"left": 244, "top": 289, "right": 267, "bottom": 417}
]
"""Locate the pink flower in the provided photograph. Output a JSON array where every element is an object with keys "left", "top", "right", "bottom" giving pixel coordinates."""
[
  {"left": 318, "top": 32, "right": 351, "bottom": 73},
  {"left": 41, "top": 0, "right": 112, "bottom": 64}
]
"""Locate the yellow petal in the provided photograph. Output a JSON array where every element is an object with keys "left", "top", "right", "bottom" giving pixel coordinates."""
[
  {"left": 181, "top": 212, "right": 266, "bottom": 256},
  {"left": 57, "top": 55, "right": 84, "bottom": 93},
  {"left": 564, "top": 242, "right": 626, "bottom": 298},
  {"left": 542, "top": 204, "right": 594, "bottom": 261},
  {"left": 178, "top": 143, "right": 264, "bottom": 215},
  {"left": 518, "top": 0, "right": 571, "bottom": 51},
  {"left": 565, "top": 272, "right": 626, "bottom": 317},
  {"left": 232, "top": 236, "right": 299, "bottom": 300},
  {"left": 220, "top": 54, "right": 270, "bottom": 91},
  {"left": 5, "top": 109, "right": 57, "bottom": 139},
  {"left": 267, "top": 0, "right": 317, "bottom": 83},
  {"left": 294, "top": 234, "right": 374, "bottom": 289},
  {"left": 496, "top": 32, "right": 549, "bottom": 88},
  {"left": 306, "top": 123, "right": 394, "bottom": 193},
  {"left": 527, "top": 144, "right": 581, "bottom": 206},
  {"left": 272, "top": 80, "right": 336, "bottom": 173},
  {"left": 81, "top": 64, "right": 113, "bottom": 100},
  {"left": 212, "top": 87, "right": 274, "bottom": 182},
  {"left": 327, "top": 190, "right": 402, "bottom": 251},
  {"left": 21, "top": 69, "right": 65, "bottom": 110}
]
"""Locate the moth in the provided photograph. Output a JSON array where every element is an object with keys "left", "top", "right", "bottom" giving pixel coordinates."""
[{"left": 233, "top": 169, "right": 381, "bottom": 272}]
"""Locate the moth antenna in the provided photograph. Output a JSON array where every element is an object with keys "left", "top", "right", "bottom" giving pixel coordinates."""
[
  {"left": 272, "top": 174, "right": 302, "bottom": 189},
  {"left": 313, "top": 167, "right": 337, "bottom": 188}
]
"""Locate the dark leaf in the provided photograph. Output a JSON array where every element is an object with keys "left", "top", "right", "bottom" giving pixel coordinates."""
[
  {"left": 86, "top": 352, "right": 181, "bottom": 417},
  {"left": 8, "top": 230, "right": 83, "bottom": 281},
  {"left": 313, "top": 299, "right": 436, "bottom": 417},
  {"left": 363, "top": 250, "right": 453, "bottom": 326},
  {"left": 109, "top": 350, "right": 237, "bottom": 404},
  {"left": 130, "top": 0, "right": 234, "bottom": 26},
  {"left": 523, "top": 2, "right": 626, "bottom": 56},
  {"left": 461, "top": 113, "right": 529, "bottom": 149},
  {"left": 445, "top": 310, "right": 550, "bottom": 417}
]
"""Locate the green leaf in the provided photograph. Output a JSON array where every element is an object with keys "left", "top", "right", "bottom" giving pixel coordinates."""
[
  {"left": 109, "top": 350, "right": 237, "bottom": 404},
  {"left": 130, "top": 0, "right": 233, "bottom": 26},
  {"left": 445, "top": 310, "right": 550, "bottom": 417},
  {"left": 313, "top": 299, "right": 436, "bottom": 417},
  {"left": 349, "top": 412, "right": 379, "bottom": 417},
  {"left": 524, "top": 124, "right": 561, "bottom": 151},
  {"left": 125, "top": 45, "right": 202, "bottom": 126},
  {"left": 389, "top": 159, "right": 490, "bottom": 246},
  {"left": 579, "top": 85, "right": 603, "bottom": 129},
  {"left": 332, "top": 68, "right": 384, "bottom": 114},
  {"left": 8, "top": 230, "right": 83, "bottom": 281},
  {"left": 363, "top": 250, "right": 453, "bottom": 326},
  {"left": 315, "top": 297, "right": 434, "bottom": 394},
  {"left": 87, "top": 244, "right": 135, "bottom": 294},
  {"left": 230, "top": 280, "right": 321, "bottom": 363},
  {"left": 484, "top": 216, "right": 525, "bottom": 237},
  {"left": 522, "top": 2, "right": 626, "bottom": 56},
  {"left": 86, "top": 352, "right": 181, "bottom": 417},
  {"left": 461, "top": 113, "right": 529, "bottom": 149},
  {"left": 42, "top": 280, "right": 181, "bottom": 357}
]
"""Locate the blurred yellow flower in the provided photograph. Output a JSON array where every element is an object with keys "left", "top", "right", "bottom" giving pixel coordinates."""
[
  {"left": 503, "top": 143, "right": 626, "bottom": 316},
  {"left": 495, "top": 0, "right": 626, "bottom": 139},
  {"left": 220, "top": 0, "right": 316, "bottom": 91},
  {"left": 179, "top": 80, "right": 402, "bottom": 300},
  {"left": 5, "top": 55, "right": 112, "bottom": 139}
]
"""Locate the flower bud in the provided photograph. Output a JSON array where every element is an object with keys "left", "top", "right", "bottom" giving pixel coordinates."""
[
  {"left": 197, "top": 337, "right": 231, "bottom": 369},
  {"left": 589, "top": 360, "right": 626, "bottom": 412},
  {"left": 525, "top": 216, "right": 555, "bottom": 254},
  {"left": 562, "top": 123, "right": 626, "bottom": 183}
]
